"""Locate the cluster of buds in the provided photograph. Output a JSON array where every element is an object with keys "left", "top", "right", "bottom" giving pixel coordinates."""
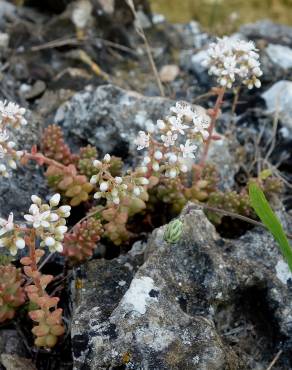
[
  {"left": 24, "top": 194, "right": 71, "bottom": 253},
  {"left": 63, "top": 217, "right": 103, "bottom": 263},
  {"left": 0, "top": 264, "right": 26, "bottom": 323},
  {"left": 90, "top": 154, "right": 149, "bottom": 206},
  {"left": 202, "top": 36, "right": 262, "bottom": 89},
  {"left": 134, "top": 102, "right": 211, "bottom": 179},
  {"left": 21, "top": 250, "right": 64, "bottom": 348},
  {"left": 42, "top": 125, "right": 78, "bottom": 166},
  {"left": 0, "top": 100, "right": 27, "bottom": 177}
]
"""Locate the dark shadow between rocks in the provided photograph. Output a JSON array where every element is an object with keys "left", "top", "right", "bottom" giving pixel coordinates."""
[{"left": 215, "top": 286, "right": 292, "bottom": 369}]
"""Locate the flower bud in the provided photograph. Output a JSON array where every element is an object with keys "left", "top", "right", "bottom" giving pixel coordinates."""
[
  {"left": 45, "top": 237, "right": 55, "bottom": 247},
  {"left": 50, "top": 193, "right": 61, "bottom": 207},
  {"left": 100, "top": 182, "right": 109, "bottom": 192},
  {"left": 31, "top": 195, "right": 42, "bottom": 205},
  {"left": 164, "top": 219, "right": 183, "bottom": 244}
]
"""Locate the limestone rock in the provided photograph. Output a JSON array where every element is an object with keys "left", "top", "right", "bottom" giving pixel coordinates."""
[
  {"left": 262, "top": 80, "right": 292, "bottom": 130},
  {"left": 71, "top": 207, "right": 292, "bottom": 369}
]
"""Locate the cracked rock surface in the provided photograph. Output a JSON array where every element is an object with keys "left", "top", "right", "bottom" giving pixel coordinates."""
[{"left": 71, "top": 207, "right": 292, "bottom": 369}]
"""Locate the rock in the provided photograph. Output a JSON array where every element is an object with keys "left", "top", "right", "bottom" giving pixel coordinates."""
[
  {"left": 159, "top": 65, "right": 180, "bottom": 83},
  {"left": 72, "top": 206, "right": 292, "bottom": 369},
  {"left": 0, "top": 330, "right": 26, "bottom": 357},
  {"left": 0, "top": 1, "right": 16, "bottom": 28},
  {"left": 54, "top": 84, "right": 175, "bottom": 158},
  {"left": 71, "top": 241, "right": 146, "bottom": 369},
  {"left": 261, "top": 80, "right": 292, "bottom": 130},
  {"left": 23, "top": 80, "right": 46, "bottom": 101},
  {"left": 190, "top": 49, "right": 208, "bottom": 76},
  {"left": 240, "top": 20, "right": 292, "bottom": 47},
  {"left": 0, "top": 354, "right": 36, "bottom": 370},
  {"left": 265, "top": 44, "right": 292, "bottom": 70},
  {"left": 207, "top": 134, "right": 239, "bottom": 190},
  {"left": 0, "top": 111, "right": 47, "bottom": 219}
]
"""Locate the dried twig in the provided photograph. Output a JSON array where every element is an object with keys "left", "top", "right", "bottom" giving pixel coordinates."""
[
  {"left": 266, "top": 350, "right": 283, "bottom": 370},
  {"left": 126, "top": 0, "right": 165, "bottom": 97},
  {"left": 187, "top": 202, "right": 292, "bottom": 240}
]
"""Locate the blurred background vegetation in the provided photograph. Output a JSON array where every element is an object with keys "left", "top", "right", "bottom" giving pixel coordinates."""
[{"left": 150, "top": 0, "right": 292, "bottom": 33}]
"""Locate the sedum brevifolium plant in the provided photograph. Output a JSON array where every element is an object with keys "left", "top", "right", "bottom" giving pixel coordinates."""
[{"left": 0, "top": 36, "right": 282, "bottom": 348}]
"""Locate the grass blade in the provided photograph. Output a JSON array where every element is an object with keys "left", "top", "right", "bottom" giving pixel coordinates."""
[{"left": 249, "top": 183, "right": 292, "bottom": 272}]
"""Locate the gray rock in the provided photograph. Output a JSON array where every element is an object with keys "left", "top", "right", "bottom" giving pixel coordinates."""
[
  {"left": 54, "top": 85, "right": 175, "bottom": 159},
  {"left": 0, "top": 354, "right": 36, "bottom": 370},
  {"left": 71, "top": 241, "right": 146, "bottom": 369},
  {"left": 0, "top": 111, "right": 47, "bottom": 219},
  {"left": 265, "top": 44, "right": 292, "bottom": 70},
  {"left": 72, "top": 206, "right": 292, "bottom": 369},
  {"left": 261, "top": 80, "right": 292, "bottom": 130},
  {"left": 190, "top": 49, "right": 208, "bottom": 76},
  {"left": 207, "top": 134, "right": 238, "bottom": 190},
  {"left": 240, "top": 20, "right": 292, "bottom": 47},
  {"left": 0, "top": 330, "right": 26, "bottom": 357},
  {"left": 0, "top": 1, "right": 16, "bottom": 28}
]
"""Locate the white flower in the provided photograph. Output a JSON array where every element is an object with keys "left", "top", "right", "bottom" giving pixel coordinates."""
[
  {"left": 93, "top": 159, "right": 102, "bottom": 168},
  {"left": 180, "top": 140, "right": 197, "bottom": 159},
  {"left": 0, "top": 213, "right": 14, "bottom": 236},
  {"left": 104, "top": 154, "right": 111, "bottom": 163},
  {"left": 157, "top": 119, "right": 166, "bottom": 130},
  {"left": 0, "top": 129, "right": 9, "bottom": 143},
  {"left": 24, "top": 204, "right": 51, "bottom": 229},
  {"left": 135, "top": 131, "right": 150, "bottom": 150},
  {"left": 100, "top": 181, "right": 109, "bottom": 192},
  {"left": 114, "top": 177, "right": 123, "bottom": 184},
  {"left": 49, "top": 193, "right": 61, "bottom": 207},
  {"left": 0, "top": 100, "right": 27, "bottom": 126},
  {"left": 168, "top": 116, "right": 188, "bottom": 135},
  {"left": 170, "top": 101, "right": 194, "bottom": 120},
  {"left": 192, "top": 113, "right": 210, "bottom": 140},
  {"left": 161, "top": 131, "right": 177, "bottom": 147},
  {"left": 202, "top": 37, "right": 263, "bottom": 89},
  {"left": 154, "top": 150, "right": 163, "bottom": 160}
]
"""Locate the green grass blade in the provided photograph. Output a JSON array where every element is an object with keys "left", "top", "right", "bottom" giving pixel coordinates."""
[{"left": 249, "top": 183, "right": 292, "bottom": 272}]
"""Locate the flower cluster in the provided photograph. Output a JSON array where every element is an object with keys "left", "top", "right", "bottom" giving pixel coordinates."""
[
  {"left": 0, "top": 100, "right": 27, "bottom": 177},
  {"left": 134, "top": 102, "right": 211, "bottom": 179},
  {"left": 0, "top": 213, "right": 25, "bottom": 256},
  {"left": 202, "top": 37, "right": 262, "bottom": 89},
  {"left": 90, "top": 154, "right": 149, "bottom": 205},
  {"left": 24, "top": 194, "right": 71, "bottom": 253}
]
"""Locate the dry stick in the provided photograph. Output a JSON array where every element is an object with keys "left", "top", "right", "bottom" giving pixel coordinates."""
[
  {"left": 187, "top": 203, "right": 292, "bottom": 240},
  {"left": 126, "top": 0, "right": 165, "bottom": 97},
  {"left": 30, "top": 35, "right": 138, "bottom": 56},
  {"left": 197, "top": 87, "right": 226, "bottom": 175},
  {"left": 266, "top": 350, "right": 283, "bottom": 370}
]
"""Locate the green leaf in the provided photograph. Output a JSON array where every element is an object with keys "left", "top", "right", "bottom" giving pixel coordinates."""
[{"left": 249, "top": 183, "right": 292, "bottom": 272}]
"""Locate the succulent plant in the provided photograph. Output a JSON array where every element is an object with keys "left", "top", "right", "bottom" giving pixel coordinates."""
[
  {"left": 63, "top": 217, "right": 103, "bottom": 263},
  {"left": 164, "top": 219, "right": 183, "bottom": 244},
  {"left": 45, "top": 164, "right": 94, "bottom": 206},
  {"left": 0, "top": 265, "right": 26, "bottom": 323},
  {"left": 42, "top": 125, "right": 79, "bottom": 166}
]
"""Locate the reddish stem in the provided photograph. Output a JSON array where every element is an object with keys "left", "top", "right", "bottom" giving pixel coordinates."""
[
  {"left": 23, "top": 152, "right": 67, "bottom": 171},
  {"left": 26, "top": 230, "right": 43, "bottom": 294},
  {"left": 198, "top": 87, "right": 226, "bottom": 170}
]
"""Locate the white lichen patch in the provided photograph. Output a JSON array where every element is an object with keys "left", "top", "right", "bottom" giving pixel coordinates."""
[
  {"left": 121, "top": 276, "right": 156, "bottom": 315},
  {"left": 275, "top": 260, "right": 292, "bottom": 284}
]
